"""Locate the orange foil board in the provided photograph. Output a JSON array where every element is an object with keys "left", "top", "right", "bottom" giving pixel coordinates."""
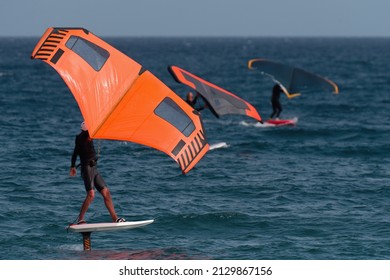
[{"left": 31, "top": 27, "right": 209, "bottom": 173}]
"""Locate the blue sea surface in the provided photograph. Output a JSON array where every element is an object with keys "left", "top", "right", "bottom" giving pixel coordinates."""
[{"left": 1, "top": 36, "right": 390, "bottom": 260}]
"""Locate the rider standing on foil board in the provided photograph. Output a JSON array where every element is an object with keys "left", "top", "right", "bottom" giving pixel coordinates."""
[{"left": 69, "top": 121, "right": 125, "bottom": 224}]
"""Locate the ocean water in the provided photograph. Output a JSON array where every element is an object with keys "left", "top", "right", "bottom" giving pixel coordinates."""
[{"left": 1, "top": 36, "right": 390, "bottom": 260}]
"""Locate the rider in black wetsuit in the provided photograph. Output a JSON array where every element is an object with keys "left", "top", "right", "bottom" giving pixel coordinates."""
[
  {"left": 186, "top": 92, "right": 205, "bottom": 111},
  {"left": 70, "top": 121, "right": 125, "bottom": 224},
  {"left": 72, "top": 130, "right": 97, "bottom": 169},
  {"left": 71, "top": 129, "right": 103, "bottom": 192},
  {"left": 270, "top": 84, "right": 283, "bottom": 119}
]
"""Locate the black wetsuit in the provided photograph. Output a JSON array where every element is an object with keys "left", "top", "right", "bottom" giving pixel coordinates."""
[
  {"left": 71, "top": 130, "right": 106, "bottom": 192},
  {"left": 186, "top": 94, "right": 205, "bottom": 111},
  {"left": 270, "top": 85, "right": 283, "bottom": 119}
]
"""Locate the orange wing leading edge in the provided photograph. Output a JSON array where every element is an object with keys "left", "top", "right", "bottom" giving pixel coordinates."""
[{"left": 31, "top": 27, "right": 209, "bottom": 174}]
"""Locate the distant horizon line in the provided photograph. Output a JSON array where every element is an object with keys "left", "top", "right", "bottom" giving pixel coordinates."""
[{"left": 0, "top": 34, "right": 389, "bottom": 39}]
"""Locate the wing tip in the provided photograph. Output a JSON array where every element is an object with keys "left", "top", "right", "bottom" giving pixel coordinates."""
[
  {"left": 333, "top": 84, "right": 340, "bottom": 94},
  {"left": 248, "top": 58, "right": 265, "bottom": 70},
  {"left": 180, "top": 143, "right": 210, "bottom": 174},
  {"left": 167, "top": 65, "right": 181, "bottom": 83}
]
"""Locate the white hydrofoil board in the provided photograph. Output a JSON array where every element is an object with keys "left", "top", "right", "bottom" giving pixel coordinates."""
[{"left": 68, "top": 219, "right": 154, "bottom": 233}]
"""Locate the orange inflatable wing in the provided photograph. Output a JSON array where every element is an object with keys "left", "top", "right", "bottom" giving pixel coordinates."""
[
  {"left": 168, "top": 65, "right": 262, "bottom": 122},
  {"left": 31, "top": 27, "right": 209, "bottom": 174}
]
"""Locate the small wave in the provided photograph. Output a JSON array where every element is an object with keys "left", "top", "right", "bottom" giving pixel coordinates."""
[
  {"left": 162, "top": 211, "right": 251, "bottom": 225},
  {"left": 240, "top": 120, "right": 253, "bottom": 127},
  {"left": 209, "top": 142, "right": 229, "bottom": 150},
  {"left": 0, "top": 72, "right": 12, "bottom": 79},
  {"left": 240, "top": 120, "right": 272, "bottom": 128},
  {"left": 59, "top": 244, "right": 84, "bottom": 251}
]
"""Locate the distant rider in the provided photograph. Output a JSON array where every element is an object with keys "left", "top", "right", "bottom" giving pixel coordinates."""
[
  {"left": 69, "top": 121, "right": 125, "bottom": 224},
  {"left": 270, "top": 84, "right": 283, "bottom": 119},
  {"left": 185, "top": 91, "right": 205, "bottom": 111}
]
